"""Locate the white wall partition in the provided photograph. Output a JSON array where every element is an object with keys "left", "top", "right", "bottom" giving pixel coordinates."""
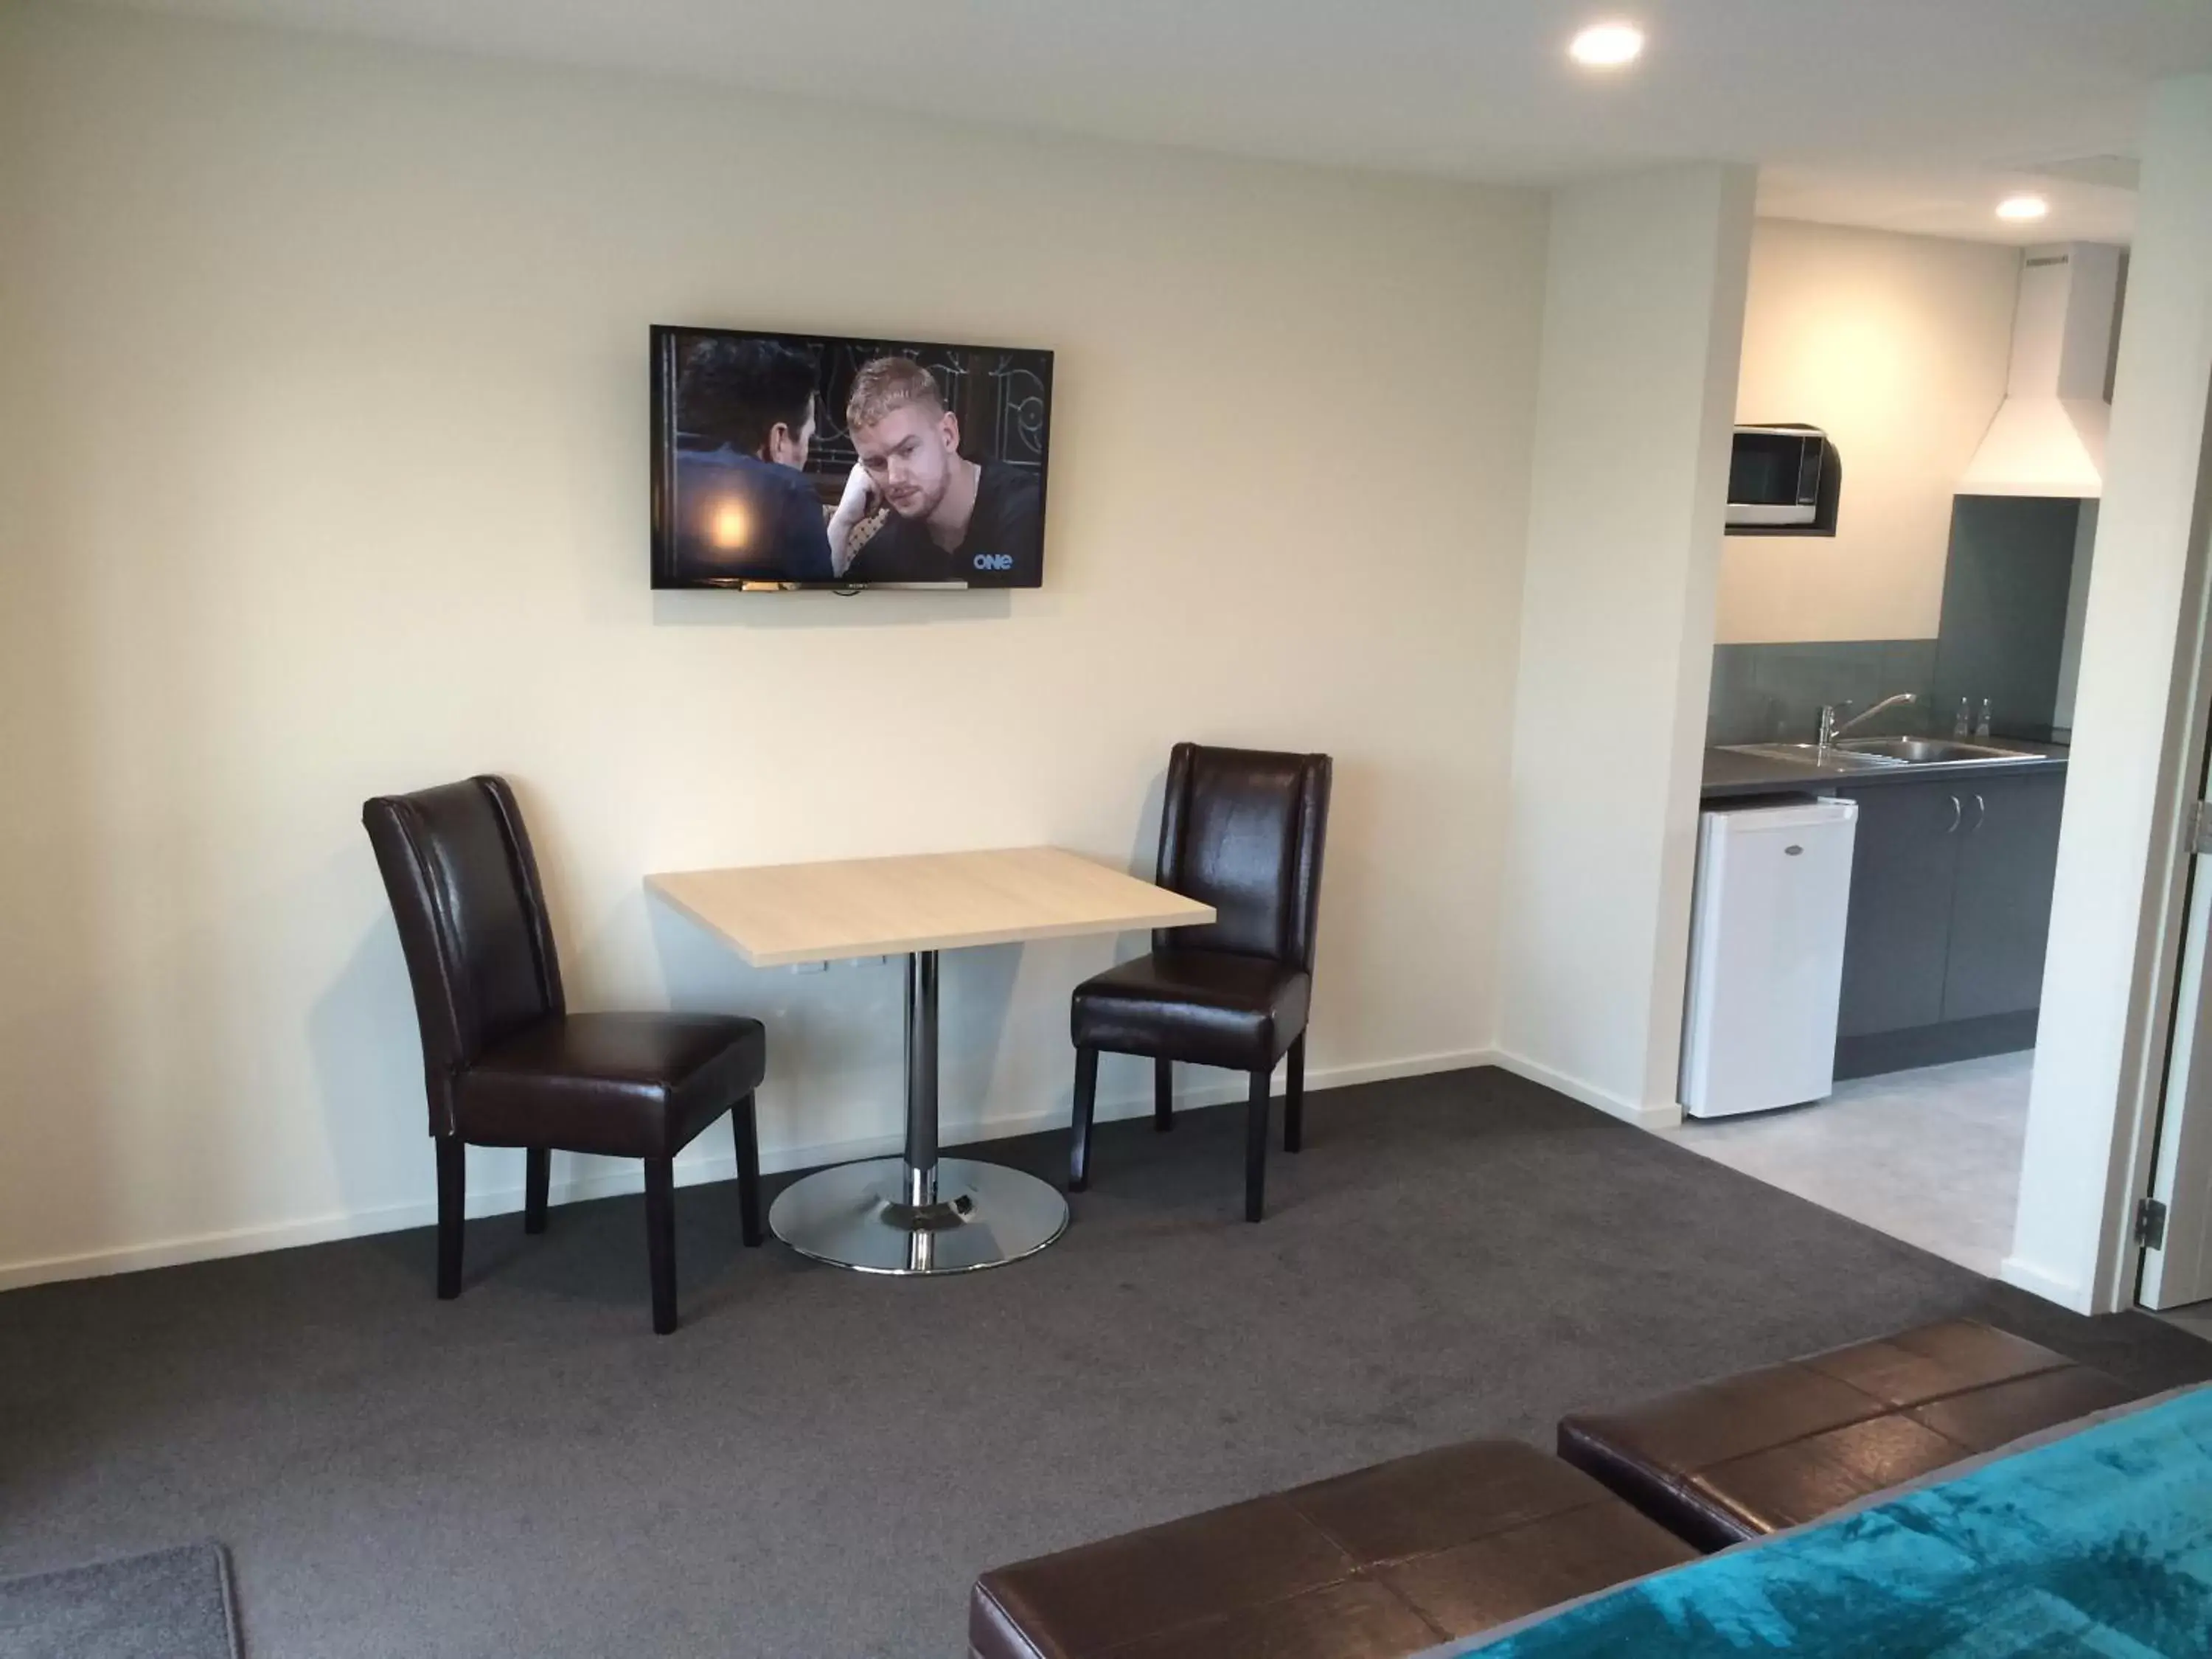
[
  {"left": 2008, "top": 74, "right": 2212, "bottom": 1314},
  {"left": 1495, "top": 164, "right": 1757, "bottom": 1123}
]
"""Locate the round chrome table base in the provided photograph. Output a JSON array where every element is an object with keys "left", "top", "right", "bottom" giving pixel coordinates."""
[
  {"left": 771, "top": 950, "right": 1070, "bottom": 1276},
  {"left": 768, "top": 1155, "right": 1070, "bottom": 1276}
]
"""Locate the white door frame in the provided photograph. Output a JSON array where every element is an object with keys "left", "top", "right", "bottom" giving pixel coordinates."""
[
  {"left": 2143, "top": 737, "right": 2212, "bottom": 1307},
  {"left": 2116, "top": 394, "right": 2212, "bottom": 1311},
  {"left": 2009, "top": 77, "right": 2212, "bottom": 1318}
]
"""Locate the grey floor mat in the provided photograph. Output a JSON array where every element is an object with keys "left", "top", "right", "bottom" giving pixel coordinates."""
[{"left": 0, "top": 1543, "right": 239, "bottom": 1659}]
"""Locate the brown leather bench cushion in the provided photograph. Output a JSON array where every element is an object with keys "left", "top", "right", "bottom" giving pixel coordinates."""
[
  {"left": 1556, "top": 1319, "right": 2135, "bottom": 1551},
  {"left": 969, "top": 1439, "right": 1695, "bottom": 1659}
]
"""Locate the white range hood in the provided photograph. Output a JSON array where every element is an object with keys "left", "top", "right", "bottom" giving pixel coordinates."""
[{"left": 1958, "top": 243, "right": 2124, "bottom": 499}]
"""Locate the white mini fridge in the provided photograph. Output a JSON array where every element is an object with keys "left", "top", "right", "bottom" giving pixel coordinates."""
[{"left": 1680, "top": 798, "right": 1858, "bottom": 1119}]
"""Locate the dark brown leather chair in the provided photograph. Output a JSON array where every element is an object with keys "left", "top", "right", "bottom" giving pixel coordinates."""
[
  {"left": 363, "top": 775, "right": 767, "bottom": 1335},
  {"left": 1068, "top": 744, "right": 1332, "bottom": 1221}
]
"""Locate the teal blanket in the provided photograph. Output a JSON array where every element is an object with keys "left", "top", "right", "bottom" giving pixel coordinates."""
[{"left": 1444, "top": 1387, "right": 2212, "bottom": 1658}]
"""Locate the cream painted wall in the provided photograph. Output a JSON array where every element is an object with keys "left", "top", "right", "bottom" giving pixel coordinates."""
[
  {"left": 1719, "top": 220, "right": 2020, "bottom": 645},
  {"left": 1495, "top": 164, "right": 1755, "bottom": 1122},
  {"left": 0, "top": 4, "right": 1548, "bottom": 1284}
]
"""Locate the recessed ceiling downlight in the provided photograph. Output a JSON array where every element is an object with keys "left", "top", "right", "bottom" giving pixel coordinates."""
[
  {"left": 1997, "top": 194, "right": 2051, "bottom": 223},
  {"left": 1569, "top": 21, "right": 1644, "bottom": 69}
]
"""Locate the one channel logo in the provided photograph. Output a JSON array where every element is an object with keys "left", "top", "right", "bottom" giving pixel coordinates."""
[{"left": 973, "top": 553, "right": 1015, "bottom": 571}]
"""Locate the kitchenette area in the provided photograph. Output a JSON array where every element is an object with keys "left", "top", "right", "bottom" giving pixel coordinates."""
[
  {"left": 1704, "top": 735, "right": 2067, "bottom": 1080},
  {"left": 1663, "top": 220, "right": 2118, "bottom": 1275}
]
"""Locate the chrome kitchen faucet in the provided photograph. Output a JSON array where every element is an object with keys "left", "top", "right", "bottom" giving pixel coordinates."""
[{"left": 1818, "top": 692, "right": 1919, "bottom": 750}]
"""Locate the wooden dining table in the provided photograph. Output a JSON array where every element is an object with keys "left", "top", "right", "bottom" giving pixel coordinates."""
[{"left": 647, "top": 846, "right": 1214, "bottom": 1274}]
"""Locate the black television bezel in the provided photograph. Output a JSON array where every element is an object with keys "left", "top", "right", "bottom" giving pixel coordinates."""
[{"left": 649, "top": 324, "right": 1055, "bottom": 592}]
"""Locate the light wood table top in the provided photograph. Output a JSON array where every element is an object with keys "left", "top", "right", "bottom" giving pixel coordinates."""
[{"left": 646, "top": 845, "right": 1215, "bottom": 967}]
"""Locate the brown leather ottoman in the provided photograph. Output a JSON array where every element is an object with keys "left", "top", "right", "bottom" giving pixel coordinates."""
[
  {"left": 1557, "top": 1319, "right": 2135, "bottom": 1551},
  {"left": 969, "top": 1439, "right": 1694, "bottom": 1659}
]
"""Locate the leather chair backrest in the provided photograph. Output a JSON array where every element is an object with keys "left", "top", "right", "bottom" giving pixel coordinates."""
[
  {"left": 362, "top": 776, "right": 565, "bottom": 1130},
  {"left": 1152, "top": 744, "right": 1332, "bottom": 970}
]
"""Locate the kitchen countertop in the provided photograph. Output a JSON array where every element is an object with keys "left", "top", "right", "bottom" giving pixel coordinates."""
[{"left": 1702, "top": 740, "right": 2069, "bottom": 800}]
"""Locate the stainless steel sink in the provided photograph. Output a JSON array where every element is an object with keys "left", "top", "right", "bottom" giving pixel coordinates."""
[
  {"left": 1722, "top": 737, "right": 2043, "bottom": 772},
  {"left": 1722, "top": 742, "right": 1905, "bottom": 771},
  {"left": 1833, "top": 737, "right": 2033, "bottom": 764}
]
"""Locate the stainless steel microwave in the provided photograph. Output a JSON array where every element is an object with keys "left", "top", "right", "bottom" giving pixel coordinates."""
[{"left": 1728, "top": 425, "right": 1827, "bottom": 528}]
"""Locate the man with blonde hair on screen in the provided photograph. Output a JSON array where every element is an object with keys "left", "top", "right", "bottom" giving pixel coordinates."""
[{"left": 831, "top": 356, "right": 1044, "bottom": 585}]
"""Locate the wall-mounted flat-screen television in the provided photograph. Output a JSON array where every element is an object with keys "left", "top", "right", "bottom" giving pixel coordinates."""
[{"left": 650, "top": 325, "right": 1054, "bottom": 591}]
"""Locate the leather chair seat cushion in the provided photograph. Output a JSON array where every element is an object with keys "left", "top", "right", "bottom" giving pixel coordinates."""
[
  {"left": 1556, "top": 1320, "right": 2135, "bottom": 1551},
  {"left": 454, "top": 1012, "right": 767, "bottom": 1158},
  {"left": 1070, "top": 950, "right": 1311, "bottom": 1070},
  {"left": 969, "top": 1439, "right": 1695, "bottom": 1659}
]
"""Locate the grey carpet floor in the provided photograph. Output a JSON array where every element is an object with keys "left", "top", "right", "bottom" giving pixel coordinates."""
[{"left": 2, "top": 1067, "right": 2206, "bottom": 1659}]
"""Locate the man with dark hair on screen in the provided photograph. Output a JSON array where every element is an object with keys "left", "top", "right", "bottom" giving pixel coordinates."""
[
  {"left": 673, "top": 335, "right": 841, "bottom": 583},
  {"left": 832, "top": 356, "right": 1044, "bottom": 585}
]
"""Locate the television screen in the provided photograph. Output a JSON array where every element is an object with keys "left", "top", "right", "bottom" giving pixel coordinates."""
[{"left": 650, "top": 325, "right": 1054, "bottom": 590}]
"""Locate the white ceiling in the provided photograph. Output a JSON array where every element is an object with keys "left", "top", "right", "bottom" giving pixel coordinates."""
[{"left": 94, "top": 0, "right": 2212, "bottom": 245}]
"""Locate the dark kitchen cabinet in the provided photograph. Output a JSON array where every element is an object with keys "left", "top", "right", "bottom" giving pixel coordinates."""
[
  {"left": 1832, "top": 770, "right": 2053, "bottom": 1040},
  {"left": 1942, "top": 771, "right": 2067, "bottom": 1022},
  {"left": 1835, "top": 781, "right": 1962, "bottom": 1037},
  {"left": 1832, "top": 768, "right": 2067, "bottom": 1053}
]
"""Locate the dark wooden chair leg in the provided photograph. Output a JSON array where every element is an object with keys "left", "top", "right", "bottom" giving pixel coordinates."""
[
  {"left": 734, "top": 1093, "right": 763, "bottom": 1248},
  {"left": 1069, "top": 1046, "right": 1099, "bottom": 1192},
  {"left": 1245, "top": 1068, "right": 1270, "bottom": 1222},
  {"left": 435, "top": 1137, "right": 465, "bottom": 1299},
  {"left": 644, "top": 1157, "right": 678, "bottom": 1335},
  {"left": 524, "top": 1146, "right": 550, "bottom": 1234},
  {"left": 1154, "top": 1057, "right": 1174, "bottom": 1132},
  {"left": 1284, "top": 1035, "right": 1306, "bottom": 1154}
]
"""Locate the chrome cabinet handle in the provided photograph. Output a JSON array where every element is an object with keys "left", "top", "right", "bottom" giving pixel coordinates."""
[
  {"left": 1970, "top": 793, "right": 1986, "bottom": 834},
  {"left": 1947, "top": 795, "right": 1962, "bottom": 834}
]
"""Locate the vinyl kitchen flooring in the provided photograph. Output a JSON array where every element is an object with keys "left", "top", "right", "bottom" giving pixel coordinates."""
[{"left": 1658, "top": 1051, "right": 2032, "bottom": 1279}]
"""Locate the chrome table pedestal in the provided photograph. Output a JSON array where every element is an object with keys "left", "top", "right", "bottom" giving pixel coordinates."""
[{"left": 767, "top": 951, "right": 1069, "bottom": 1275}]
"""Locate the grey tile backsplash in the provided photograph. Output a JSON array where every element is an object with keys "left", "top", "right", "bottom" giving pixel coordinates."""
[
  {"left": 1929, "top": 497, "right": 2081, "bottom": 740},
  {"left": 1708, "top": 498, "right": 2087, "bottom": 748},
  {"left": 1707, "top": 639, "right": 1941, "bottom": 745}
]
